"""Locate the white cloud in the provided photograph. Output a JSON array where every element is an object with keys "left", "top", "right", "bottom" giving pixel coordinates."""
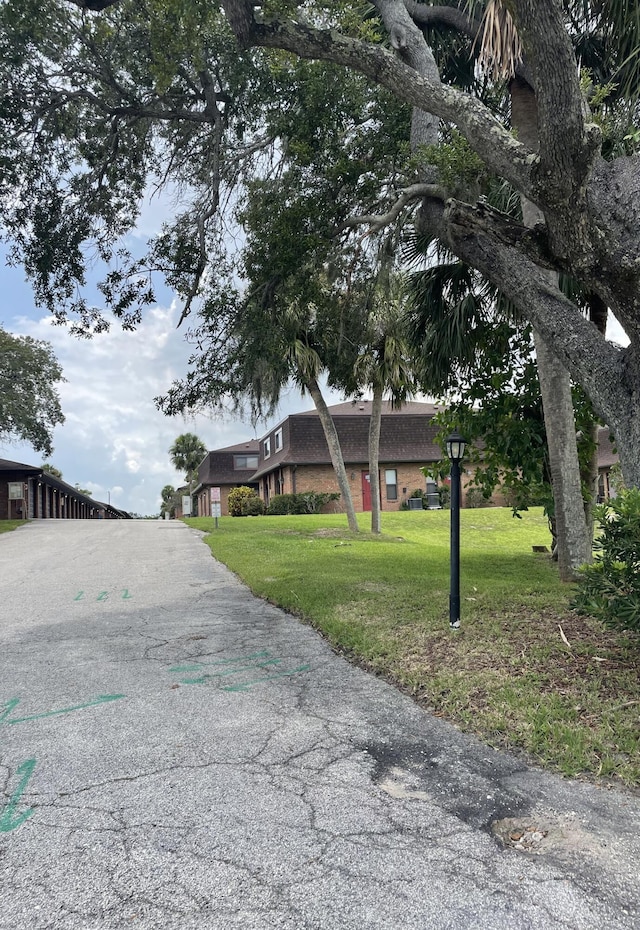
[
  {"left": 2, "top": 302, "right": 249, "bottom": 514},
  {"left": 2, "top": 294, "right": 346, "bottom": 516}
]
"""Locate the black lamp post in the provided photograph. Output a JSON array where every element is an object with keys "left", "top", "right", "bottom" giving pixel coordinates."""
[{"left": 446, "top": 431, "right": 467, "bottom": 630}]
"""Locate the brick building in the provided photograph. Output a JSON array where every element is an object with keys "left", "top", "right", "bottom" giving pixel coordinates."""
[
  {"left": 193, "top": 403, "right": 622, "bottom": 518},
  {"left": 195, "top": 401, "right": 443, "bottom": 517},
  {"left": 194, "top": 441, "right": 261, "bottom": 518}
]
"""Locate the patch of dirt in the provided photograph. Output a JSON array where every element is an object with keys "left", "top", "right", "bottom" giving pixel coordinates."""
[
  {"left": 312, "top": 528, "right": 351, "bottom": 538},
  {"left": 491, "top": 814, "right": 603, "bottom": 857}
]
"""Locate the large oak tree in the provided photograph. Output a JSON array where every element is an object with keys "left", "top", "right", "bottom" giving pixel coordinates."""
[
  {"left": 1, "top": 0, "right": 639, "bottom": 499},
  {"left": 217, "top": 0, "right": 640, "bottom": 492}
]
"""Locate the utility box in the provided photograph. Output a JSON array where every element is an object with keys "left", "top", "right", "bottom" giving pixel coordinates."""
[
  {"left": 425, "top": 479, "right": 442, "bottom": 510},
  {"left": 408, "top": 498, "right": 423, "bottom": 511}
]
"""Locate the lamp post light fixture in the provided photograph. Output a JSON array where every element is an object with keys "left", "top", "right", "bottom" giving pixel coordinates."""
[{"left": 446, "top": 431, "right": 467, "bottom": 630}]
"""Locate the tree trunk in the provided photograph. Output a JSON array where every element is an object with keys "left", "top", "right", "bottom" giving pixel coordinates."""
[
  {"left": 533, "top": 331, "right": 592, "bottom": 578},
  {"left": 511, "top": 78, "right": 591, "bottom": 580},
  {"left": 581, "top": 293, "right": 609, "bottom": 538},
  {"left": 305, "top": 375, "right": 359, "bottom": 533},
  {"left": 369, "top": 385, "right": 383, "bottom": 534}
]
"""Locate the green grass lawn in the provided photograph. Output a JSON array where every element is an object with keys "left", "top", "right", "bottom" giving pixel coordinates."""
[
  {"left": 187, "top": 507, "right": 640, "bottom": 788},
  {"left": 0, "top": 520, "right": 27, "bottom": 534}
]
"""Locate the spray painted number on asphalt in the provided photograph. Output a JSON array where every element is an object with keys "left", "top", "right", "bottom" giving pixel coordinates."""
[
  {"left": 73, "top": 589, "right": 133, "bottom": 601},
  {"left": 169, "top": 651, "right": 311, "bottom": 692},
  {"left": 0, "top": 759, "right": 36, "bottom": 833},
  {"left": 0, "top": 693, "right": 126, "bottom": 834}
]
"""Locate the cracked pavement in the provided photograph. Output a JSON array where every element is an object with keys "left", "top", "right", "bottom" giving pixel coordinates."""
[{"left": 0, "top": 520, "right": 638, "bottom": 929}]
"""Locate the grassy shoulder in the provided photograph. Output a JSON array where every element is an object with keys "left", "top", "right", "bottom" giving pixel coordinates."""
[
  {"left": 187, "top": 508, "right": 640, "bottom": 788},
  {"left": 0, "top": 520, "right": 27, "bottom": 534}
]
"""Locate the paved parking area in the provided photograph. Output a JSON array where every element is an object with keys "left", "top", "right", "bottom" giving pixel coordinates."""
[{"left": 0, "top": 520, "right": 638, "bottom": 929}]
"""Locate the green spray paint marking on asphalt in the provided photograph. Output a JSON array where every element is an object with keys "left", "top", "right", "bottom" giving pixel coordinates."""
[
  {"left": 0, "top": 758, "right": 36, "bottom": 833},
  {"left": 179, "top": 658, "right": 282, "bottom": 685},
  {"left": 223, "top": 664, "right": 311, "bottom": 692},
  {"left": 169, "top": 651, "right": 311, "bottom": 691},
  {"left": 74, "top": 589, "right": 133, "bottom": 601},
  {"left": 169, "top": 651, "right": 270, "bottom": 673},
  {"left": 1, "top": 694, "right": 125, "bottom": 728},
  {"left": 0, "top": 695, "right": 126, "bottom": 834},
  {"left": 0, "top": 698, "right": 20, "bottom": 725}
]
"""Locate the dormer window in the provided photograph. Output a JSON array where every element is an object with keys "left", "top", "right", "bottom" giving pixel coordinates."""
[
  {"left": 275, "top": 428, "right": 283, "bottom": 452},
  {"left": 234, "top": 454, "right": 258, "bottom": 470},
  {"left": 264, "top": 437, "right": 271, "bottom": 459}
]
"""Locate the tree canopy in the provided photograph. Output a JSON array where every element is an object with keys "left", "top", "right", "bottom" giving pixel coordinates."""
[
  {"left": 217, "top": 0, "right": 640, "bottom": 480},
  {"left": 0, "top": 328, "right": 65, "bottom": 455},
  {"left": 2, "top": 0, "right": 640, "bottom": 486}
]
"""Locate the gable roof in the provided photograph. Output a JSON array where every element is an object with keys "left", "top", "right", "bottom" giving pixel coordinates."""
[
  {"left": 269, "top": 399, "right": 439, "bottom": 427},
  {"left": 198, "top": 439, "right": 260, "bottom": 486}
]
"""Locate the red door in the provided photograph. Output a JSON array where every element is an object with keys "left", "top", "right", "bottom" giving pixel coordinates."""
[{"left": 361, "top": 471, "right": 371, "bottom": 511}]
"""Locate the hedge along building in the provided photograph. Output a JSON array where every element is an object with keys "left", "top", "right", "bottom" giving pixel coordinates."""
[
  {"left": 196, "top": 401, "right": 446, "bottom": 517},
  {"left": 0, "top": 458, "right": 130, "bottom": 520}
]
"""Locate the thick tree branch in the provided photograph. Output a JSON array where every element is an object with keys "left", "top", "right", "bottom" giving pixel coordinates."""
[
  {"left": 513, "top": 0, "right": 601, "bottom": 205},
  {"left": 404, "top": 0, "right": 480, "bottom": 40},
  {"left": 339, "top": 183, "right": 443, "bottom": 233},
  {"left": 417, "top": 197, "right": 630, "bottom": 432},
  {"left": 374, "top": 0, "right": 441, "bottom": 152},
  {"left": 220, "top": 1, "right": 538, "bottom": 200}
]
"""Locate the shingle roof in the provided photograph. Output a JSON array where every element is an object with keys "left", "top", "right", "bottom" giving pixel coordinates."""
[
  {"left": 269, "top": 399, "right": 440, "bottom": 427},
  {"left": 252, "top": 402, "right": 441, "bottom": 480},
  {"left": 0, "top": 458, "right": 41, "bottom": 474},
  {"left": 198, "top": 440, "right": 260, "bottom": 486}
]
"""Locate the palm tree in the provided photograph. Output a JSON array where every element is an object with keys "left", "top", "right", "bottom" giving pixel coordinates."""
[
  {"left": 280, "top": 331, "right": 359, "bottom": 533},
  {"left": 41, "top": 462, "right": 63, "bottom": 479},
  {"left": 169, "top": 434, "right": 207, "bottom": 497},
  {"left": 353, "top": 283, "right": 417, "bottom": 534},
  {"left": 160, "top": 484, "right": 176, "bottom": 517}
]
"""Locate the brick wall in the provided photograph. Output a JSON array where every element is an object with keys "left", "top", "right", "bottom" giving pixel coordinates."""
[{"left": 278, "top": 463, "right": 431, "bottom": 513}]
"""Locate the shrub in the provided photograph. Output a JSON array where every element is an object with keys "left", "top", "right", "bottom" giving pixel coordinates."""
[
  {"left": 465, "top": 487, "right": 492, "bottom": 509},
  {"left": 228, "top": 486, "right": 260, "bottom": 517},
  {"left": 266, "top": 492, "right": 340, "bottom": 515},
  {"left": 243, "top": 496, "right": 266, "bottom": 516},
  {"left": 573, "top": 488, "right": 640, "bottom": 632},
  {"left": 438, "top": 484, "right": 451, "bottom": 509}
]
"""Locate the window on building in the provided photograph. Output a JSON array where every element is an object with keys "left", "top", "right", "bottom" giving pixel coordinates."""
[
  {"left": 234, "top": 455, "right": 259, "bottom": 470},
  {"left": 385, "top": 469, "right": 398, "bottom": 501},
  {"left": 274, "top": 428, "right": 283, "bottom": 452},
  {"left": 264, "top": 437, "right": 271, "bottom": 459}
]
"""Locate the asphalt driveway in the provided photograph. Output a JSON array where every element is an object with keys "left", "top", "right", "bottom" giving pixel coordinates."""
[{"left": 0, "top": 520, "right": 638, "bottom": 929}]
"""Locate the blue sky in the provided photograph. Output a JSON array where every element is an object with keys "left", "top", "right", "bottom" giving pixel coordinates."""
[{"left": 0, "top": 201, "right": 342, "bottom": 516}]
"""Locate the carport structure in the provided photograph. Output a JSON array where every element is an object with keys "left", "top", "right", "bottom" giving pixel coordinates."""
[{"left": 0, "top": 458, "right": 130, "bottom": 520}]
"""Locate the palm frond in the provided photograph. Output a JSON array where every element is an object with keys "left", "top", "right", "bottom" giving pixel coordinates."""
[{"left": 472, "top": 0, "right": 523, "bottom": 81}]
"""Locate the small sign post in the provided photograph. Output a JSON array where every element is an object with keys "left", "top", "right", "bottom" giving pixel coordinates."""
[{"left": 210, "top": 488, "right": 221, "bottom": 529}]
